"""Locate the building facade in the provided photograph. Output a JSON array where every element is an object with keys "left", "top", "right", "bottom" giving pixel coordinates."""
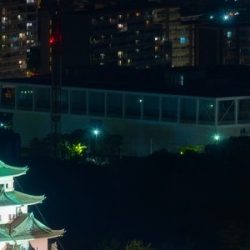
[
  {"left": 0, "top": 0, "right": 41, "bottom": 78},
  {"left": 88, "top": 5, "right": 172, "bottom": 68},
  {"left": 59, "top": 3, "right": 196, "bottom": 71},
  {"left": 191, "top": 8, "right": 250, "bottom": 66}
]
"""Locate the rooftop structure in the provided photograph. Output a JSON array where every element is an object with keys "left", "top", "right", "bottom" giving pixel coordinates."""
[{"left": 0, "top": 160, "right": 64, "bottom": 249}]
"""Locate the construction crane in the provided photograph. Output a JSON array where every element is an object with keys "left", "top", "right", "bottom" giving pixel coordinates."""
[{"left": 49, "top": 0, "right": 63, "bottom": 156}]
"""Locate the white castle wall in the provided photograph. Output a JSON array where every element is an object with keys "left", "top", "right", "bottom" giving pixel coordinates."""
[{"left": 0, "top": 205, "right": 27, "bottom": 224}]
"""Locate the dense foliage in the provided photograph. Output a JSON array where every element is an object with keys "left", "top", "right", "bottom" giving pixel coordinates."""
[{"left": 14, "top": 136, "right": 250, "bottom": 249}]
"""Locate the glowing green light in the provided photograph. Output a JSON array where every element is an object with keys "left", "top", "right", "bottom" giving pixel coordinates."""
[{"left": 66, "top": 142, "right": 87, "bottom": 157}]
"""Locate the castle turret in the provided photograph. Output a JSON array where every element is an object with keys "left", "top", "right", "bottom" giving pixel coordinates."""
[{"left": 0, "top": 160, "right": 65, "bottom": 250}]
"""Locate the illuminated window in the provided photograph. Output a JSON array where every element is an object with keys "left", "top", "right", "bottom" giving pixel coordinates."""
[
  {"left": 100, "top": 53, "right": 105, "bottom": 59},
  {"left": 18, "top": 60, "right": 27, "bottom": 69},
  {"left": 1, "top": 17, "right": 7, "bottom": 23},
  {"left": 117, "top": 51, "right": 123, "bottom": 58},
  {"left": 180, "top": 37, "right": 188, "bottom": 44},
  {"left": 135, "top": 12, "right": 141, "bottom": 17},
  {"left": 19, "top": 33, "right": 25, "bottom": 39},
  {"left": 26, "top": 22, "right": 32, "bottom": 28},
  {"left": 117, "top": 23, "right": 127, "bottom": 32},
  {"left": 26, "top": 0, "right": 35, "bottom": 3},
  {"left": 226, "top": 31, "right": 232, "bottom": 38}
]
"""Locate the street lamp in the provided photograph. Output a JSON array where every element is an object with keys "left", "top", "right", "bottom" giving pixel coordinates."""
[
  {"left": 92, "top": 128, "right": 100, "bottom": 138},
  {"left": 213, "top": 133, "right": 221, "bottom": 142},
  {"left": 92, "top": 128, "right": 101, "bottom": 155}
]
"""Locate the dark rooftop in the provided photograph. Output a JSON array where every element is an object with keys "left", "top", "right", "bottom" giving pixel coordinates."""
[{"left": 1, "top": 65, "right": 250, "bottom": 98}]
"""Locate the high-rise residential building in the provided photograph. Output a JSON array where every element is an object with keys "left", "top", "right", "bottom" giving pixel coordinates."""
[
  {"left": 192, "top": 8, "right": 250, "bottom": 66},
  {"left": 88, "top": 4, "right": 172, "bottom": 68},
  {"left": 0, "top": 0, "right": 40, "bottom": 78},
  {"left": 168, "top": 7, "right": 195, "bottom": 67},
  {"left": 60, "top": 3, "right": 197, "bottom": 70}
]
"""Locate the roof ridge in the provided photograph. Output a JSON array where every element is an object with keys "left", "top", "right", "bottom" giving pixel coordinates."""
[{"left": 0, "top": 161, "right": 28, "bottom": 171}]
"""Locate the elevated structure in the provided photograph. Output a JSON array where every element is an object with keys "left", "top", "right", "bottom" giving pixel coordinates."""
[
  {"left": 0, "top": 66, "right": 250, "bottom": 155},
  {"left": 0, "top": 160, "right": 64, "bottom": 249}
]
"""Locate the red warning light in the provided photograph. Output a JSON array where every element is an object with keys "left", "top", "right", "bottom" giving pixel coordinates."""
[
  {"left": 49, "top": 36, "right": 56, "bottom": 45},
  {"left": 49, "top": 33, "right": 62, "bottom": 46}
]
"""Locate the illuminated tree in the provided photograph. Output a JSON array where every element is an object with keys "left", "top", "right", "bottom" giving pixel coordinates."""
[
  {"left": 63, "top": 141, "right": 87, "bottom": 158},
  {"left": 29, "top": 129, "right": 88, "bottom": 159}
]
